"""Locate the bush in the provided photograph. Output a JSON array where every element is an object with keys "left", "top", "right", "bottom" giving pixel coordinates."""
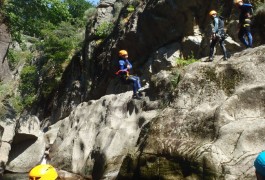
[
  {"left": 39, "top": 21, "right": 82, "bottom": 62},
  {"left": 0, "top": 83, "right": 12, "bottom": 100},
  {"left": 19, "top": 65, "right": 38, "bottom": 107},
  {"left": 176, "top": 54, "right": 198, "bottom": 68},
  {"left": 94, "top": 22, "right": 114, "bottom": 38},
  {"left": 170, "top": 70, "right": 181, "bottom": 88},
  {"left": 127, "top": 5, "right": 135, "bottom": 12},
  {"left": 7, "top": 49, "right": 32, "bottom": 70},
  {"left": 84, "top": 7, "right": 97, "bottom": 22}
]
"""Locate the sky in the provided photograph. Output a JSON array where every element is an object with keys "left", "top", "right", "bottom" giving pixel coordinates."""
[{"left": 87, "top": 0, "right": 100, "bottom": 6}]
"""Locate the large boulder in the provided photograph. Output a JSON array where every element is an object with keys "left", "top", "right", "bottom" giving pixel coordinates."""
[
  {"left": 0, "top": 119, "right": 17, "bottom": 170},
  {"left": 5, "top": 116, "right": 45, "bottom": 173},
  {"left": 49, "top": 91, "right": 158, "bottom": 179}
]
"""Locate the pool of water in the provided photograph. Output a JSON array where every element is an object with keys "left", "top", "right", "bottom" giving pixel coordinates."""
[{"left": 0, "top": 173, "right": 28, "bottom": 180}]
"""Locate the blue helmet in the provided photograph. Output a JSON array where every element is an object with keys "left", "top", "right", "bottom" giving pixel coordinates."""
[{"left": 254, "top": 151, "right": 265, "bottom": 177}]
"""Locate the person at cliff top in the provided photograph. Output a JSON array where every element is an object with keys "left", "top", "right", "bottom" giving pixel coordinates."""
[
  {"left": 254, "top": 151, "right": 265, "bottom": 180},
  {"left": 115, "top": 50, "right": 142, "bottom": 99},
  {"left": 208, "top": 10, "right": 228, "bottom": 61},
  {"left": 235, "top": 0, "right": 253, "bottom": 48}
]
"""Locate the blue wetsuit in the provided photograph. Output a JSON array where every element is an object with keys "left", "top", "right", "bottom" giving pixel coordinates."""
[
  {"left": 238, "top": 3, "right": 253, "bottom": 48},
  {"left": 209, "top": 16, "right": 227, "bottom": 60},
  {"left": 118, "top": 58, "right": 141, "bottom": 95}
]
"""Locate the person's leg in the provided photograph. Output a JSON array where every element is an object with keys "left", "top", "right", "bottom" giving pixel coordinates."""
[
  {"left": 238, "top": 27, "right": 249, "bottom": 48},
  {"left": 256, "top": 171, "right": 265, "bottom": 180},
  {"left": 209, "top": 38, "right": 217, "bottom": 61},
  {"left": 135, "top": 76, "right": 141, "bottom": 89},
  {"left": 219, "top": 39, "right": 228, "bottom": 60},
  {"left": 127, "top": 76, "right": 139, "bottom": 95},
  {"left": 245, "top": 28, "right": 253, "bottom": 48}
]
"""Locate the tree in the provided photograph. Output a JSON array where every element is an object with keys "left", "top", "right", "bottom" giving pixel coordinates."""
[
  {"left": 65, "top": 0, "right": 93, "bottom": 19},
  {"left": 4, "top": 0, "right": 71, "bottom": 39}
]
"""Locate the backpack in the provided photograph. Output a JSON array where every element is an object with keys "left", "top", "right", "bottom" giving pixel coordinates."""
[
  {"left": 217, "top": 16, "right": 224, "bottom": 28},
  {"left": 215, "top": 16, "right": 225, "bottom": 34}
]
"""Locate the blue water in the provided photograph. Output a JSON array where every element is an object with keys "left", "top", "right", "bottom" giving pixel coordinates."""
[{"left": 0, "top": 173, "right": 28, "bottom": 180}]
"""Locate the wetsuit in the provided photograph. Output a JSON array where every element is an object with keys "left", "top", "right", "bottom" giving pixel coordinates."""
[
  {"left": 117, "top": 58, "right": 141, "bottom": 95},
  {"left": 209, "top": 16, "right": 228, "bottom": 60},
  {"left": 238, "top": 3, "right": 253, "bottom": 48}
]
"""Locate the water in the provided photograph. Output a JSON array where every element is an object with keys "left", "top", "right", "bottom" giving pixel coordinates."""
[{"left": 0, "top": 173, "right": 28, "bottom": 180}]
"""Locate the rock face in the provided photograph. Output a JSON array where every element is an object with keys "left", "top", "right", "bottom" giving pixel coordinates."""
[
  {"left": 118, "top": 46, "right": 265, "bottom": 179},
  {"left": 49, "top": 92, "right": 158, "bottom": 179},
  {"left": 30, "top": 0, "right": 256, "bottom": 123},
  {"left": 45, "top": 46, "right": 265, "bottom": 179},
  {"left": 85, "top": 0, "right": 219, "bottom": 100},
  {"left": 1, "top": 0, "right": 265, "bottom": 179},
  {"left": 252, "top": 5, "right": 265, "bottom": 45},
  {"left": 0, "top": 116, "right": 46, "bottom": 173},
  {"left": 0, "top": 20, "right": 12, "bottom": 81},
  {"left": 0, "top": 125, "right": 3, "bottom": 140},
  {"left": 0, "top": 119, "right": 17, "bottom": 172}
]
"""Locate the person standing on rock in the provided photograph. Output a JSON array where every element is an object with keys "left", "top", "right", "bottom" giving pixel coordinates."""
[
  {"left": 208, "top": 10, "right": 228, "bottom": 62},
  {"left": 254, "top": 151, "right": 265, "bottom": 180},
  {"left": 235, "top": 0, "right": 253, "bottom": 48},
  {"left": 115, "top": 50, "right": 142, "bottom": 99}
]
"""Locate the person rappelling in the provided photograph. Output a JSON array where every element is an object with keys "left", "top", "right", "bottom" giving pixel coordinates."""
[{"left": 115, "top": 50, "right": 143, "bottom": 99}]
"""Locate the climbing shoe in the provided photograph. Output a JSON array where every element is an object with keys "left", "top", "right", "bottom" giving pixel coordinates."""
[
  {"left": 208, "top": 57, "right": 214, "bottom": 62},
  {"left": 137, "top": 91, "right": 143, "bottom": 96},
  {"left": 133, "top": 93, "right": 142, "bottom": 99},
  {"left": 138, "top": 83, "right": 149, "bottom": 92}
]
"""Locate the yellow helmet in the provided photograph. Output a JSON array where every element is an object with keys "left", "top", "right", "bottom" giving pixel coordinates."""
[
  {"left": 29, "top": 164, "right": 58, "bottom": 180},
  {"left": 235, "top": 0, "right": 243, "bottom": 4},
  {"left": 209, "top": 10, "right": 217, "bottom": 16},
  {"left": 118, "top": 50, "right": 128, "bottom": 57}
]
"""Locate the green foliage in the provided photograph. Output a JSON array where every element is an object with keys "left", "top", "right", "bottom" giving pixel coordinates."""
[
  {"left": 33, "top": 19, "right": 85, "bottom": 99},
  {"left": 2, "top": 0, "right": 94, "bottom": 111},
  {"left": 127, "top": 5, "right": 135, "bottom": 12},
  {"left": 0, "top": 82, "right": 23, "bottom": 115},
  {"left": 4, "top": 0, "right": 71, "bottom": 40},
  {"left": 94, "top": 22, "right": 114, "bottom": 38},
  {"left": 66, "top": 0, "right": 93, "bottom": 18},
  {"left": 0, "top": 83, "right": 12, "bottom": 101},
  {"left": 39, "top": 21, "right": 82, "bottom": 63},
  {"left": 7, "top": 49, "right": 32, "bottom": 70},
  {"left": 7, "top": 49, "right": 20, "bottom": 70},
  {"left": 19, "top": 65, "right": 38, "bottom": 107},
  {"left": 176, "top": 54, "right": 198, "bottom": 68},
  {"left": 9, "top": 95, "right": 24, "bottom": 114},
  {"left": 41, "top": 74, "right": 59, "bottom": 98},
  {"left": 3, "top": 0, "right": 93, "bottom": 42},
  {"left": 170, "top": 70, "right": 181, "bottom": 88},
  {"left": 84, "top": 7, "right": 97, "bottom": 23}
]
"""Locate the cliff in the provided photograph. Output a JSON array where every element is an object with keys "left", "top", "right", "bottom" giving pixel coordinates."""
[{"left": 0, "top": 0, "right": 265, "bottom": 179}]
